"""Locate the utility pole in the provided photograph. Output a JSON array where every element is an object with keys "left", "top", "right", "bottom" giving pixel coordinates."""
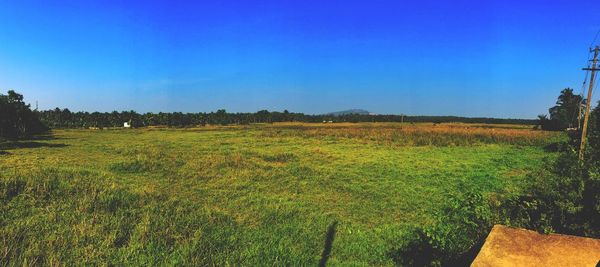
[
  {"left": 578, "top": 85, "right": 585, "bottom": 130},
  {"left": 577, "top": 101, "right": 583, "bottom": 129},
  {"left": 579, "top": 45, "right": 600, "bottom": 160}
]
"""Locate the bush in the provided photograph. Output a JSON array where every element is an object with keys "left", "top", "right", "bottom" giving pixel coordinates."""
[
  {"left": 389, "top": 191, "right": 493, "bottom": 266},
  {"left": 500, "top": 151, "right": 600, "bottom": 237}
]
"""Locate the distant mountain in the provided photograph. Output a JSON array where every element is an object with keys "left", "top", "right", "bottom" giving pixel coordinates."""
[{"left": 326, "top": 109, "right": 371, "bottom": 116}]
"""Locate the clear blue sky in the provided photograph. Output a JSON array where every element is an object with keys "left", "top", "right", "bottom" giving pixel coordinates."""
[{"left": 1, "top": 0, "right": 599, "bottom": 118}]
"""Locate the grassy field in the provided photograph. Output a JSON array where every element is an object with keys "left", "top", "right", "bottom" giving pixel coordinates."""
[{"left": 0, "top": 123, "right": 562, "bottom": 266}]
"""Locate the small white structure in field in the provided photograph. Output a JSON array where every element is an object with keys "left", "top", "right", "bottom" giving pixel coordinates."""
[{"left": 123, "top": 122, "right": 131, "bottom": 128}]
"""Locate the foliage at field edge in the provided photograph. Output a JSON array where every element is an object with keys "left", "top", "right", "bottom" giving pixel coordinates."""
[{"left": 0, "top": 90, "right": 47, "bottom": 140}]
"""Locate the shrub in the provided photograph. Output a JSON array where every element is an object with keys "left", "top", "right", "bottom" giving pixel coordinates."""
[
  {"left": 501, "top": 151, "right": 600, "bottom": 237},
  {"left": 389, "top": 191, "right": 493, "bottom": 266}
]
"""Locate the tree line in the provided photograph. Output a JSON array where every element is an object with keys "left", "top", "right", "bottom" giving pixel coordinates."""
[{"left": 37, "top": 108, "right": 536, "bottom": 129}]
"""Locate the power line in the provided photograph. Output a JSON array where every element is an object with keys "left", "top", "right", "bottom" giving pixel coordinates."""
[
  {"left": 591, "top": 28, "right": 600, "bottom": 47},
  {"left": 577, "top": 58, "right": 591, "bottom": 129}
]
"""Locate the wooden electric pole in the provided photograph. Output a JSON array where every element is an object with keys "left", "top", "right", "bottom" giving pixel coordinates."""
[{"left": 579, "top": 45, "right": 600, "bottom": 160}]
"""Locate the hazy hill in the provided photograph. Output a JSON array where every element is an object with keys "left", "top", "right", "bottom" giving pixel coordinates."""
[{"left": 326, "top": 109, "right": 371, "bottom": 116}]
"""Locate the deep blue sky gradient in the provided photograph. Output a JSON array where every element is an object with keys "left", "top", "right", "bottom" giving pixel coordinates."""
[{"left": 1, "top": 0, "right": 599, "bottom": 118}]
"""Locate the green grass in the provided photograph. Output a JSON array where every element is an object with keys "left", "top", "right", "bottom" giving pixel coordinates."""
[{"left": 0, "top": 123, "right": 561, "bottom": 265}]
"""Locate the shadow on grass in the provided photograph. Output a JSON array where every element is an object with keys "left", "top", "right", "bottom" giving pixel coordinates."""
[
  {"left": 543, "top": 142, "right": 566, "bottom": 152},
  {"left": 21, "top": 133, "right": 55, "bottom": 140},
  {"left": 445, "top": 237, "right": 487, "bottom": 266},
  {"left": 319, "top": 221, "right": 338, "bottom": 267},
  {"left": 0, "top": 134, "right": 68, "bottom": 151},
  {"left": 0, "top": 142, "right": 68, "bottom": 150}
]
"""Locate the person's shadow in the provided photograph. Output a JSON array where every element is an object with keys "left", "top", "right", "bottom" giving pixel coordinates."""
[{"left": 319, "top": 221, "right": 338, "bottom": 267}]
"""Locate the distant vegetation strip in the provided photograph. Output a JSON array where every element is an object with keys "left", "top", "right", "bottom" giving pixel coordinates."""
[{"left": 37, "top": 108, "right": 537, "bottom": 129}]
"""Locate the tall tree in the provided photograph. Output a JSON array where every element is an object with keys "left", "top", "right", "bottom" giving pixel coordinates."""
[
  {"left": 540, "top": 88, "right": 582, "bottom": 130},
  {"left": 0, "top": 90, "right": 47, "bottom": 139}
]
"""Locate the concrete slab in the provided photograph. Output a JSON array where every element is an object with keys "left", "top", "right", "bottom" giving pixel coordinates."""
[{"left": 472, "top": 225, "right": 600, "bottom": 267}]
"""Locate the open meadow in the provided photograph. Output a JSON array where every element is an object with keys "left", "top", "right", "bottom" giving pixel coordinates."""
[{"left": 0, "top": 123, "right": 563, "bottom": 265}]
